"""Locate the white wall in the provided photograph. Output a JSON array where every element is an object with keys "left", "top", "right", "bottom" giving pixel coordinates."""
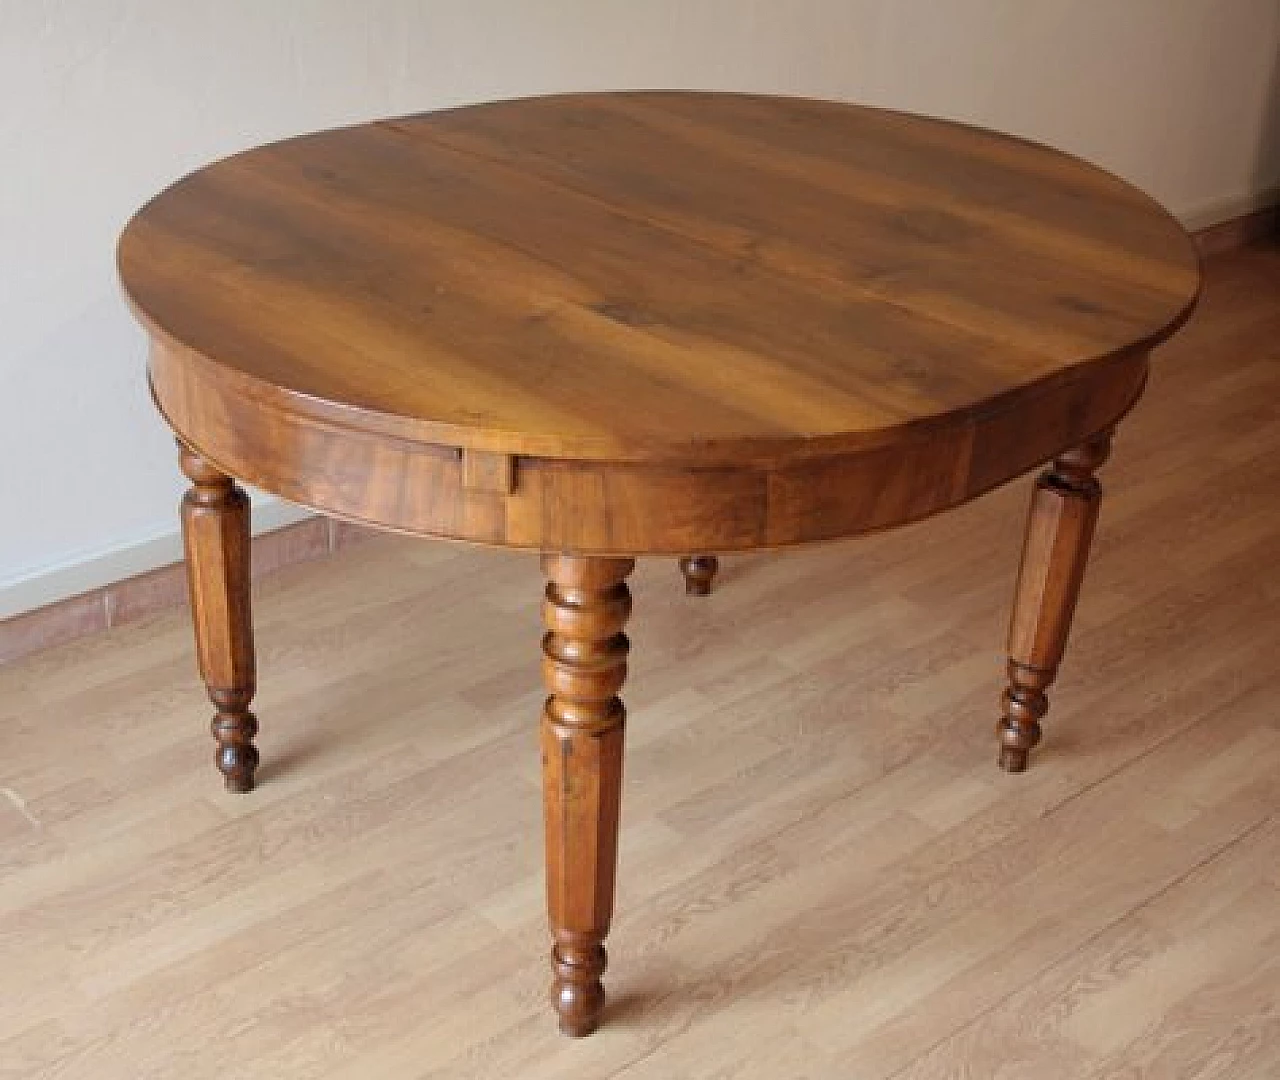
[{"left": 2, "top": 0, "right": 1278, "bottom": 617}]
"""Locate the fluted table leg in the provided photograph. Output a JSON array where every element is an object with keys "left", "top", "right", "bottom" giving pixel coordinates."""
[
  {"left": 998, "top": 432, "right": 1111, "bottom": 772},
  {"left": 179, "top": 445, "right": 259, "bottom": 793},
  {"left": 540, "top": 554, "right": 634, "bottom": 1036},
  {"left": 678, "top": 555, "right": 718, "bottom": 595}
]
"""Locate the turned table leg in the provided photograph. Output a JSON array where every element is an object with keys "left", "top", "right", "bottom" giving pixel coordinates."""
[
  {"left": 678, "top": 555, "right": 718, "bottom": 595},
  {"left": 179, "top": 446, "right": 259, "bottom": 793},
  {"left": 540, "top": 554, "right": 634, "bottom": 1036},
  {"left": 998, "top": 433, "right": 1111, "bottom": 772}
]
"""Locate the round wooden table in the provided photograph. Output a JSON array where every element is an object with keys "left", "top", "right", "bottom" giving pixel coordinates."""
[{"left": 118, "top": 92, "right": 1200, "bottom": 1036}]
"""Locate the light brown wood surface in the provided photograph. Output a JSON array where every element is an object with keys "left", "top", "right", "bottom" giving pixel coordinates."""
[
  {"left": 3, "top": 244, "right": 1275, "bottom": 1076},
  {"left": 121, "top": 92, "right": 1198, "bottom": 463},
  {"left": 120, "top": 92, "right": 1198, "bottom": 552}
]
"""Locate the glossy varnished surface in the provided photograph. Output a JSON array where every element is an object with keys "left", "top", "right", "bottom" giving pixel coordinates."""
[
  {"left": 120, "top": 94, "right": 1198, "bottom": 552},
  {"left": 120, "top": 92, "right": 1199, "bottom": 467}
]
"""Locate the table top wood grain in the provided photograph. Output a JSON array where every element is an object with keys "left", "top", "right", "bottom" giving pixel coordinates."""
[{"left": 119, "top": 92, "right": 1200, "bottom": 469}]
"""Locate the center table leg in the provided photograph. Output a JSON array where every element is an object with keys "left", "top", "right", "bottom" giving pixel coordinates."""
[
  {"left": 179, "top": 445, "right": 259, "bottom": 793},
  {"left": 998, "top": 432, "right": 1111, "bottom": 772},
  {"left": 540, "top": 554, "right": 634, "bottom": 1036}
]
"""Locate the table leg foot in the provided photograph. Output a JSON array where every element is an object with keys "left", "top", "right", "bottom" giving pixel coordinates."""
[
  {"left": 210, "top": 689, "right": 259, "bottom": 793},
  {"left": 540, "top": 554, "right": 634, "bottom": 1037},
  {"left": 180, "top": 445, "right": 259, "bottom": 793},
  {"left": 552, "top": 933, "right": 608, "bottom": 1037},
  {"left": 678, "top": 554, "right": 718, "bottom": 595},
  {"left": 998, "top": 661, "right": 1048, "bottom": 773},
  {"left": 998, "top": 433, "right": 1110, "bottom": 772}
]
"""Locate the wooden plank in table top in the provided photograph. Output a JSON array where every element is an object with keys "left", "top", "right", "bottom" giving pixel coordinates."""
[
  {"left": 130, "top": 147, "right": 1057, "bottom": 438},
  {"left": 420, "top": 93, "right": 1188, "bottom": 289},
  {"left": 119, "top": 92, "right": 1198, "bottom": 465},
  {"left": 345, "top": 116, "right": 1172, "bottom": 356},
  {"left": 623, "top": 94, "right": 1185, "bottom": 254}
]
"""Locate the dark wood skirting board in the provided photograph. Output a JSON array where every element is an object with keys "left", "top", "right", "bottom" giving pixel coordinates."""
[
  {"left": 0, "top": 210, "right": 1272, "bottom": 667},
  {"left": 1192, "top": 203, "right": 1280, "bottom": 258}
]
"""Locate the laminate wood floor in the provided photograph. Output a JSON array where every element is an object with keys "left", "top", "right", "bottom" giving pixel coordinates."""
[{"left": 2, "top": 244, "right": 1278, "bottom": 1079}]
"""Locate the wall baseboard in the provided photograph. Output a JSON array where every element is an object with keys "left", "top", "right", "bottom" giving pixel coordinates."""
[
  {"left": 1178, "top": 187, "right": 1280, "bottom": 234},
  {"left": 1, "top": 205, "right": 1277, "bottom": 666},
  {"left": 0, "top": 508, "right": 375, "bottom": 665},
  {"left": 0, "top": 499, "right": 314, "bottom": 622},
  {"left": 1192, "top": 203, "right": 1280, "bottom": 258}
]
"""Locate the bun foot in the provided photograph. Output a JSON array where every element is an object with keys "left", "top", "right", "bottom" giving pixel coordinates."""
[
  {"left": 998, "top": 742, "right": 1030, "bottom": 774},
  {"left": 215, "top": 729, "right": 259, "bottom": 792},
  {"left": 211, "top": 688, "right": 258, "bottom": 792},
  {"left": 552, "top": 939, "right": 607, "bottom": 1037},
  {"left": 678, "top": 555, "right": 718, "bottom": 596}
]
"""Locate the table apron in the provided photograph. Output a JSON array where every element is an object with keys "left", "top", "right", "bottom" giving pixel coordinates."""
[{"left": 150, "top": 347, "right": 1148, "bottom": 555}]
